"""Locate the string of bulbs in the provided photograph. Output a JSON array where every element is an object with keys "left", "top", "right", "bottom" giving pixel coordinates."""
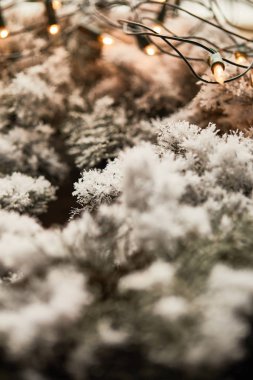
[
  {"left": 0, "top": 0, "right": 62, "bottom": 39},
  {"left": 0, "top": 0, "right": 117, "bottom": 65},
  {"left": 0, "top": 0, "right": 253, "bottom": 85},
  {"left": 0, "top": 0, "right": 65, "bottom": 66},
  {"left": 92, "top": 0, "right": 253, "bottom": 85}
]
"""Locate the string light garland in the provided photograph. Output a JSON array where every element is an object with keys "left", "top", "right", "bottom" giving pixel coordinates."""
[
  {"left": 0, "top": 1, "right": 82, "bottom": 67},
  {"left": 0, "top": 0, "right": 252, "bottom": 86},
  {"left": 93, "top": 0, "right": 253, "bottom": 85},
  {"left": 0, "top": 0, "right": 117, "bottom": 67}
]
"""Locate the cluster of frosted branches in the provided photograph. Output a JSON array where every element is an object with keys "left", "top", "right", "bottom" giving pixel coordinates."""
[
  {"left": 167, "top": 67, "right": 253, "bottom": 132},
  {"left": 0, "top": 4, "right": 73, "bottom": 215},
  {"left": 75, "top": 121, "right": 253, "bottom": 217},
  {"left": 1, "top": 122, "right": 253, "bottom": 379}
]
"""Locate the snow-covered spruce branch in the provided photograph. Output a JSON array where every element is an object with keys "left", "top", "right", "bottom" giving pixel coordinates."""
[
  {"left": 0, "top": 123, "right": 66, "bottom": 182},
  {"left": 168, "top": 66, "right": 253, "bottom": 132},
  {"left": 64, "top": 96, "right": 157, "bottom": 169}
]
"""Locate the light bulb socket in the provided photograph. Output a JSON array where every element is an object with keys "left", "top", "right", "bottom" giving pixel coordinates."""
[
  {"left": 157, "top": 3, "right": 167, "bottom": 22},
  {"left": 136, "top": 34, "right": 151, "bottom": 49},
  {"left": 0, "top": 7, "right": 6, "bottom": 28},
  {"left": 45, "top": 0, "right": 58, "bottom": 26},
  {"left": 130, "top": 24, "right": 151, "bottom": 49},
  {"left": 172, "top": 0, "right": 181, "bottom": 17},
  {"left": 236, "top": 45, "right": 248, "bottom": 54},
  {"left": 209, "top": 52, "right": 225, "bottom": 73}
]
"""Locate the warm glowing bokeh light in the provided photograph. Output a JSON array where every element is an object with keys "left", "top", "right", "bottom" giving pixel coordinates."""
[
  {"left": 48, "top": 24, "right": 60, "bottom": 35},
  {"left": 235, "top": 51, "right": 248, "bottom": 65},
  {"left": 0, "top": 27, "right": 9, "bottom": 39},
  {"left": 144, "top": 44, "right": 157, "bottom": 56},
  {"left": 100, "top": 34, "right": 114, "bottom": 46},
  {"left": 153, "top": 24, "right": 162, "bottom": 34},
  {"left": 52, "top": 0, "right": 62, "bottom": 10}
]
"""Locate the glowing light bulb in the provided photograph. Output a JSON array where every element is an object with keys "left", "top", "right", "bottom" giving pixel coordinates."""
[
  {"left": 52, "top": 0, "right": 62, "bottom": 10},
  {"left": 212, "top": 63, "right": 225, "bottom": 85},
  {"left": 235, "top": 51, "right": 248, "bottom": 64},
  {"left": 48, "top": 23, "right": 60, "bottom": 35},
  {"left": 0, "top": 27, "right": 9, "bottom": 39},
  {"left": 144, "top": 44, "right": 157, "bottom": 56},
  {"left": 100, "top": 33, "right": 114, "bottom": 46},
  {"left": 153, "top": 24, "right": 162, "bottom": 34}
]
